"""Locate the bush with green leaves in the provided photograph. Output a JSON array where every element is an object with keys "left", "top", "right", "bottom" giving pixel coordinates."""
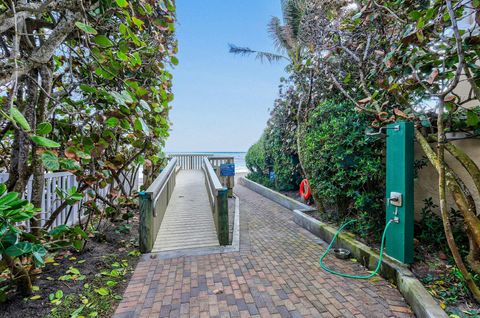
[
  {"left": 0, "top": 0, "right": 177, "bottom": 232},
  {"left": 0, "top": 183, "right": 88, "bottom": 297},
  {"left": 417, "top": 198, "right": 468, "bottom": 256},
  {"left": 245, "top": 135, "right": 268, "bottom": 177},
  {"left": 0, "top": 184, "right": 44, "bottom": 295},
  {"left": 300, "top": 100, "right": 385, "bottom": 237},
  {"left": 263, "top": 95, "right": 303, "bottom": 191},
  {"left": 245, "top": 93, "right": 302, "bottom": 192}
]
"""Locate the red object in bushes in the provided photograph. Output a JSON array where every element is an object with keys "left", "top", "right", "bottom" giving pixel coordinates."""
[{"left": 299, "top": 179, "right": 311, "bottom": 200}]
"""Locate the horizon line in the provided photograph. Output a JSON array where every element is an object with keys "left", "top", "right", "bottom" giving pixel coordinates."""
[{"left": 165, "top": 151, "right": 247, "bottom": 153}]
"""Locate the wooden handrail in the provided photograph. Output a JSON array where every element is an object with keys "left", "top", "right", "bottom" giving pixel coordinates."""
[
  {"left": 208, "top": 156, "right": 235, "bottom": 196},
  {"left": 203, "top": 157, "right": 223, "bottom": 192},
  {"left": 146, "top": 158, "right": 177, "bottom": 198},
  {"left": 202, "top": 157, "right": 229, "bottom": 245},
  {"left": 139, "top": 158, "right": 178, "bottom": 253}
]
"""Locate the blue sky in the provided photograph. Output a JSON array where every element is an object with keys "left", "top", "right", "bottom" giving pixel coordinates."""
[{"left": 165, "top": 1, "right": 287, "bottom": 152}]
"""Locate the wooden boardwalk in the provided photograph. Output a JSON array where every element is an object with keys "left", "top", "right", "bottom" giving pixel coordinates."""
[{"left": 152, "top": 170, "right": 219, "bottom": 252}]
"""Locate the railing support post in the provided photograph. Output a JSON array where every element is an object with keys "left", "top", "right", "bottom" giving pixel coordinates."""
[
  {"left": 139, "top": 191, "right": 153, "bottom": 253},
  {"left": 217, "top": 188, "right": 229, "bottom": 245}
]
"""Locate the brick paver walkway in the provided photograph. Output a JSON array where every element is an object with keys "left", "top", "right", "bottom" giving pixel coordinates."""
[{"left": 114, "top": 182, "right": 414, "bottom": 318}]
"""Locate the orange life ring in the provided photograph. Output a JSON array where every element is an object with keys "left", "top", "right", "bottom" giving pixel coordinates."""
[{"left": 299, "top": 179, "right": 311, "bottom": 200}]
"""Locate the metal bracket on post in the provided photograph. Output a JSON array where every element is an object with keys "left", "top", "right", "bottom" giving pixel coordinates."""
[{"left": 386, "top": 122, "right": 414, "bottom": 264}]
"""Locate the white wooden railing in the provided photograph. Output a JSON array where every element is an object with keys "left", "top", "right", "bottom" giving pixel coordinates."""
[
  {"left": 168, "top": 153, "right": 213, "bottom": 170},
  {"left": 0, "top": 169, "right": 139, "bottom": 231},
  {"left": 208, "top": 156, "right": 234, "bottom": 168}
]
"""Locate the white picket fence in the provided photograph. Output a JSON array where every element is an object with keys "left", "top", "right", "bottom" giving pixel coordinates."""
[{"left": 0, "top": 169, "right": 140, "bottom": 231}]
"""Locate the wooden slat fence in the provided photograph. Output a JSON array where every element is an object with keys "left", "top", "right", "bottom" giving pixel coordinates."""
[{"left": 0, "top": 169, "right": 140, "bottom": 231}]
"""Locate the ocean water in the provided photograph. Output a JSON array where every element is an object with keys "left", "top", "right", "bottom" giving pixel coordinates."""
[{"left": 211, "top": 152, "right": 248, "bottom": 173}]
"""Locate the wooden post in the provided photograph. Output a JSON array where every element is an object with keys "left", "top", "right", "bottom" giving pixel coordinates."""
[
  {"left": 217, "top": 188, "right": 229, "bottom": 245},
  {"left": 139, "top": 191, "right": 153, "bottom": 253}
]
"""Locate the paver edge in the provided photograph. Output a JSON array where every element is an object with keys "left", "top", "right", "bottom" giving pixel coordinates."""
[{"left": 239, "top": 176, "right": 448, "bottom": 318}]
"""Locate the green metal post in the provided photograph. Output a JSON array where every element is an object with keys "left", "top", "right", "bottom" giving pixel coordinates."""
[
  {"left": 386, "top": 121, "right": 414, "bottom": 264},
  {"left": 139, "top": 192, "right": 153, "bottom": 253},
  {"left": 217, "top": 188, "right": 229, "bottom": 245}
]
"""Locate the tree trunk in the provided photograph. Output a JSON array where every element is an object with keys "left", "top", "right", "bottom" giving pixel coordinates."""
[
  {"left": 4, "top": 255, "right": 32, "bottom": 296},
  {"left": 30, "top": 66, "right": 52, "bottom": 236},
  {"left": 416, "top": 130, "right": 480, "bottom": 247},
  {"left": 8, "top": 75, "right": 38, "bottom": 193},
  {"left": 467, "top": 229, "right": 480, "bottom": 273},
  {"left": 142, "top": 162, "right": 153, "bottom": 189},
  {"left": 436, "top": 99, "right": 480, "bottom": 301},
  {"left": 43, "top": 183, "right": 88, "bottom": 229},
  {"left": 425, "top": 137, "right": 480, "bottom": 271},
  {"left": 444, "top": 142, "right": 480, "bottom": 200}
]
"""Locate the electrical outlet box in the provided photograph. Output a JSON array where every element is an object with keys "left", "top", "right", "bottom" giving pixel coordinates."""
[{"left": 389, "top": 192, "right": 403, "bottom": 207}]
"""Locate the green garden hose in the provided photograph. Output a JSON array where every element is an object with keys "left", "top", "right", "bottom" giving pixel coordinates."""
[{"left": 319, "top": 219, "right": 394, "bottom": 279}]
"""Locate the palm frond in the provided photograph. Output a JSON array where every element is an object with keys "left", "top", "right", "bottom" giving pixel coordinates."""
[
  {"left": 281, "top": 0, "right": 305, "bottom": 41},
  {"left": 228, "top": 44, "right": 288, "bottom": 63},
  {"left": 267, "top": 17, "right": 292, "bottom": 53}
]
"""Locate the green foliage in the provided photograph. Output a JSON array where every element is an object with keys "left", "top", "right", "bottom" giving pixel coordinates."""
[
  {"left": 0, "top": 185, "right": 45, "bottom": 264},
  {"left": 0, "top": 0, "right": 176, "bottom": 303},
  {"left": 31, "top": 136, "right": 60, "bottom": 148},
  {"left": 41, "top": 151, "right": 60, "bottom": 171},
  {"left": 240, "top": 0, "right": 480, "bottom": 305},
  {"left": 421, "top": 266, "right": 479, "bottom": 313},
  {"left": 417, "top": 197, "right": 468, "bottom": 255},
  {"left": 245, "top": 90, "right": 303, "bottom": 191},
  {"left": 0, "top": 0, "right": 177, "bottom": 225},
  {"left": 301, "top": 100, "right": 385, "bottom": 236},
  {"left": 417, "top": 198, "right": 445, "bottom": 249},
  {"left": 48, "top": 256, "right": 133, "bottom": 318},
  {"left": 263, "top": 94, "right": 303, "bottom": 191},
  {"left": 0, "top": 184, "right": 90, "bottom": 298},
  {"left": 245, "top": 136, "right": 274, "bottom": 189},
  {"left": 10, "top": 107, "right": 31, "bottom": 132},
  {"left": 245, "top": 135, "right": 267, "bottom": 176},
  {"left": 36, "top": 122, "right": 53, "bottom": 135}
]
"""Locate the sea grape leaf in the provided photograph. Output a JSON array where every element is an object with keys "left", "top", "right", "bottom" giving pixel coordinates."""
[
  {"left": 31, "top": 136, "right": 61, "bottom": 148},
  {"left": 10, "top": 107, "right": 31, "bottom": 132}
]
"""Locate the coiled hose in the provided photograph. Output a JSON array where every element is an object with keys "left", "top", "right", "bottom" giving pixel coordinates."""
[{"left": 319, "top": 219, "right": 394, "bottom": 279}]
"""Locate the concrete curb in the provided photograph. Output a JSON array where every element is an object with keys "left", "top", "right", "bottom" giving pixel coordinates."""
[
  {"left": 238, "top": 176, "right": 315, "bottom": 212},
  {"left": 142, "top": 195, "right": 241, "bottom": 260},
  {"left": 240, "top": 177, "right": 447, "bottom": 318}
]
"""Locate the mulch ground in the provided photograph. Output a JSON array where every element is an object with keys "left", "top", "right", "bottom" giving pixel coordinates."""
[{"left": 0, "top": 217, "right": 141, "bottom": 318}]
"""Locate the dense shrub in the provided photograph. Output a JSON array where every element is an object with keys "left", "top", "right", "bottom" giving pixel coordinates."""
[
  {"left": 246, "top": 91, "right": 302, "bottom": 191},
  {"left": 263, "top": 95, "right": 303, "bottom": 191},
  {"left": 300, "top": 100, "right": 385, "bottom": 237},
  {"left": 245, "top": 135, "right": 272, "bottom": 187}
]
